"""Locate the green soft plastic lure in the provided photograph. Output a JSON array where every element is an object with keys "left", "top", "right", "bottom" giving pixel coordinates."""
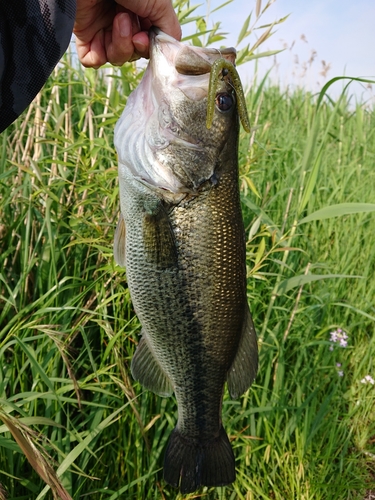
[{"left": 206, "top": 58, "right": 250, "bottom": 133}]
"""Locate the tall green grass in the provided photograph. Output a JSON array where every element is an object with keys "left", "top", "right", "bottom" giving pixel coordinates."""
[{"left": 1, "top": 5, "right": 375, "bottom": 499}]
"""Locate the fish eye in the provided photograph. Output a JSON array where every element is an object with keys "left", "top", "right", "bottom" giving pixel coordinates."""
[{"left": 215, "top": 92, "right": 234, "bottom": 112}]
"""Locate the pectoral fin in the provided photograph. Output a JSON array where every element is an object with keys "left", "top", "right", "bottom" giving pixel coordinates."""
[
  {"left": 227, "top": 305, "right": 258, "bottom": 399},
  {"left": 142, "top": 202, "right": 178, "bottom": 269},
  {"left": 131, "top": 332, "right": 173, "bottom": 397},
  {"left": 114, "top": 212, "right": 126, "bottom": 267}
]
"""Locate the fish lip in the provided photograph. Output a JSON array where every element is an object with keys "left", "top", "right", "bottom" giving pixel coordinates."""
[
  {"left": 150, "top": 26, "right": 237, "bottom": 56},
  {"left": 150, "top": 26, "right": 177, "bottom": 46},
  {"left": 150, "top": 27, "right": 237, "bottom": 66}
]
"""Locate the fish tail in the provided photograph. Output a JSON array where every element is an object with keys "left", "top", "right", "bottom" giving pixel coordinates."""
[{"left": 163, "top": 425, "right": 235, "bottom": 494}]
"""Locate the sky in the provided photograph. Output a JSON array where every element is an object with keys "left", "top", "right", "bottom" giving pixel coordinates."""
[{"left": 183, "top": 0, "right": 375, "bottom": 101}]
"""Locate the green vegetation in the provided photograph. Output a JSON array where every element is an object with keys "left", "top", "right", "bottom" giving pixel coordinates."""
[{"left": 1, "top": 2, "right": 375, "bottom": 499}]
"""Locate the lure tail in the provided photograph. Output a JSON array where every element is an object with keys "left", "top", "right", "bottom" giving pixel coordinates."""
[{"left": 163, "top": 426, "right": 235, "bottom": 494}]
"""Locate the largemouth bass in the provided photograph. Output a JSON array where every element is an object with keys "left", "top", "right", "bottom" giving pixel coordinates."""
[{"left": 114, "top": 28, "right": 258, "bottom": 494}]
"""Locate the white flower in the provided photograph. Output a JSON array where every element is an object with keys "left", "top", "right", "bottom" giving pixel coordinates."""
[
  {"left": 361, "top": 375, "right": 375, "bottom": 385},
  {"left": 329, "top": 329, "right": 349, "bottom": 349},
  {"left": 330, "top": 331, "right": 338, "bottom": 342}
]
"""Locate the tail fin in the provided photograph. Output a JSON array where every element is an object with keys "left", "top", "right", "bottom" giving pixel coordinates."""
[{"left": 163, "top": 426, "right": 235, "bottom": 494}]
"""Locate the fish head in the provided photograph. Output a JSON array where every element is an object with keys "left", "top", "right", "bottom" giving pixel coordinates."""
[{"left": 115, "top": 29, "right": 243, "bottom": 200}]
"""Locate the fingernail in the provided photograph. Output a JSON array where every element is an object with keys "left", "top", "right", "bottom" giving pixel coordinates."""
[
  {"left": 131, "top": 32, "right": 149, "bottom": 58},
  {"left": 133, "top": 38, "right": 147, "bottom": 55},
  {"left": 118, "top": 13, "right": 130, "bottom": 38}
]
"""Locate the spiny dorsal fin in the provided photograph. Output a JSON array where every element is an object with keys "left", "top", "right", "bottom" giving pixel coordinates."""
[
  {"left": 131, "top": 332, "right": 173, "bottom": 397},
  {"left": 227, "top": 305, "right": 258, "bottom": 399}
]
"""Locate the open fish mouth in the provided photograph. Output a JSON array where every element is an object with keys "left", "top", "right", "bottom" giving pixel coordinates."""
[{"left": 150, "top": 27, "right": 236, "bottom": 80}]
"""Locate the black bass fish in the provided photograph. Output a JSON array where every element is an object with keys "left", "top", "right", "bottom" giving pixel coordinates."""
[{"left": 114, "top": 28, "right": 258, "bottom": 494}]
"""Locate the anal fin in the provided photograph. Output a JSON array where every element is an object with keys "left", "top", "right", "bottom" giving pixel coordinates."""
[
  {"left": 227, "top": 305, "right": 258, "bottom": 399},
  {"left": 131, "top": 332, "right": 173, "bottom": 397}
]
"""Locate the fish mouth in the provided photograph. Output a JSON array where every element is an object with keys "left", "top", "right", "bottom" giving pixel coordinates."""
[
  {"left": 147, "top": 28, "right": 239, "bottom": 182},
  {"left": 150, "top": 27, "right": 236, "bottom": 72},
  {"left": 149, "top": 28, "right": 236, "bottom": 102}
]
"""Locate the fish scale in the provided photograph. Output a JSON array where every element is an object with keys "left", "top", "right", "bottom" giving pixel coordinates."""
[{"left": 114, "top": 28, "right": 258, "bottom": 494}]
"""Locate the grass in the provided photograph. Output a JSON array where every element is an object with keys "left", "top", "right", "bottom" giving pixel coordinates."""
[{"left": 1, "top": 13, "right": 375, "bottom": 500}]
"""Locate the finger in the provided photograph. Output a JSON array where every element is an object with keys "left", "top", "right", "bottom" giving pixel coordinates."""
[
  {"left": 132, "top": 31, "right": 150, "bottom": 59},
  {"left": 106, "top": 12, "right": 137, "bottom": 66},
  {"left": 74, "top": 1, "right": 115, "bottom": 44},
  {"left": 76, "top": 29, "right": 107, "bottom": 68},
  {"left": 116, "top": 0, "right": 181, "bottom": 41},
  {"left": 147, "top": 0, "right": 182, "bottom": 41}
]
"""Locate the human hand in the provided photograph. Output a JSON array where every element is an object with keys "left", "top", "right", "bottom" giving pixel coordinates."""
[{"left": 74, "top": 0, "right": 181, "bottom": 68}]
